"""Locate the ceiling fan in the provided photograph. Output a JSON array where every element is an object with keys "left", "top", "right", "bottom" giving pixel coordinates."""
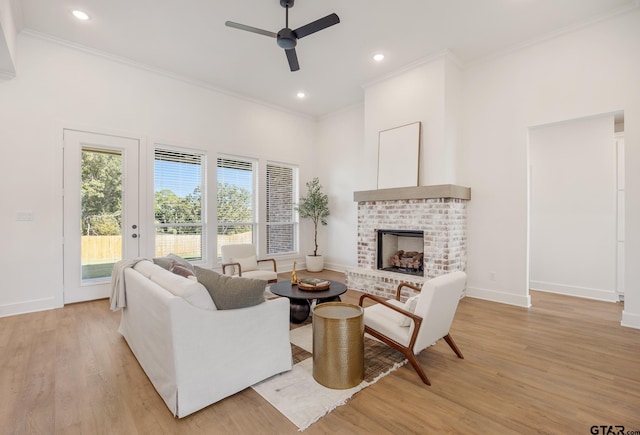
[{"left": 225, "top": 0, "right": 340, "bottom": 72}]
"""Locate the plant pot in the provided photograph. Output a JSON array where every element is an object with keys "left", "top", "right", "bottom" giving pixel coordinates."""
[{"left": 306, "top": 254, "right": 324, "bottom": 272}]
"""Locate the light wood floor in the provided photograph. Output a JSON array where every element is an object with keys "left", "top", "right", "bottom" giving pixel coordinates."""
[{"left": 2, "top": 270, "right": 639, "bottom": 434}]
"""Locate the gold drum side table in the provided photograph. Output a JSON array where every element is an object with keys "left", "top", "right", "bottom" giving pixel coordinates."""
[{"left": 312, "top": 302, "right": 364, "bottom": 389}]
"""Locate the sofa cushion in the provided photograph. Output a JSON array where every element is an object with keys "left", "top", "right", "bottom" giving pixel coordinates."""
[
  {"left": 133, "top": 259, "right": 157, "bottom": 278},
  {"left": 153, "top": 253, "right": 195, "bottom": 273},
  {"left": 149, "top": 265, "right": 216, "bottom": 310},
  {"left": 170, "top": 261, "right": 197, "bottom": 280},
  {"left": 194, "top": 266, "right": 266, "bottom": 310}
]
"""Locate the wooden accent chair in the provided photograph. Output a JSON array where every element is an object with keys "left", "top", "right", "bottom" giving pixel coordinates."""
[
  {"left": 220, "top": 244, "right": 278, "bottom": 283},
  {"left": 358, "top": 271, "right": 467, "bottom": 385}
]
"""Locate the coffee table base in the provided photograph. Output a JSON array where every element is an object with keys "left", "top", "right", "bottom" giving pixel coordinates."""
[
  {"left": 269, "top": 280, "right": 348, "bottom": 324},
  {"left": 289, "top": 296, "right": 342, "bottom": 324},
  {"left": 290, "top": 299, "right": 311, "bottom": 324}
]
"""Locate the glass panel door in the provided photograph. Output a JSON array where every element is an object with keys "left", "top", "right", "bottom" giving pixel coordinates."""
[{"left": 63, "top": 130, "right": 140, "bottom": 304}]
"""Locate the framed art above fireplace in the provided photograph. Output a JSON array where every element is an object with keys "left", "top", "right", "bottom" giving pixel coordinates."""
[{"left": 377, "top": 121, "right": 421, "bottom": 189}]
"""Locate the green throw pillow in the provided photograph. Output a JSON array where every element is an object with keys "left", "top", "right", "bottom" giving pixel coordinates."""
[{"left": 194, "top": 266, "right": 266, "bottom": 310}]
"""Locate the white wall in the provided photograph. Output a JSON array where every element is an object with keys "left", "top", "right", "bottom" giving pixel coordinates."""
[
  {"left": 363, "top": 52, "right": 461, "bottom": 187},
  {"left": 314, "top": 103, "right": 364, "bottom": 271},
  {"left": 0, "top": 34, "right": 316, "bottom": 317},
  {"left": 318, "top": 7, "right": 640, "bottom": 328},
  {"left": 0, "top": 0, "right": 18, "bottom": 78},
  {"left": 529, "top": 114, "right": 617, "bottom": 301},
  {"left": 459, "top": 8, "right": 640, "bottom": 326}
]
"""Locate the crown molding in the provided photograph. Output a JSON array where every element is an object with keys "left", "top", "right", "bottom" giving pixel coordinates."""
[
  {"left": 9, "top": 0, "right": 24, "bottom": 31},
  {"left": 360, "top": 0, "right": 640, "bottom": 86},
  {"left": 19, "top": 29, "right": 316, "bottom": 121},
  {"left": 464, "top": 0, "right": 640, "bottom": 69},
  {"left": 361, "top": 49, "right": 459, "bottom": 90},
  {"left": 0, "top": 69, "right": 16, "bottom": 80},
  {"left": 317, "top": 101, "right": 364, "bottom": 122}
]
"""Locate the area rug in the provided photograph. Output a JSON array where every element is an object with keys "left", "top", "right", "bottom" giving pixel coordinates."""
[{"left": 251, "top": 324, "right": 407, "bottom": 431}]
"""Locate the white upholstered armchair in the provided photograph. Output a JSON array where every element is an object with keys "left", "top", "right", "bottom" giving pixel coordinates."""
[
  {"left": 358, "top": 271, "right": 467, "bottom": 385},
  {"left": 220, "top": 243, "right": 278, "bottom": 283}
]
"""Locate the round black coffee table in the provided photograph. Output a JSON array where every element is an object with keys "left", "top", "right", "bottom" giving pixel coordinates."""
[{"left": 270, "top": 280, "right": 348, "bottom": 324}]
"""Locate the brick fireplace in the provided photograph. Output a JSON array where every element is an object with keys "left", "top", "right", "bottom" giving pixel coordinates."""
[{"left": 346, "top": 184, "right": 470, "bottom": 300}]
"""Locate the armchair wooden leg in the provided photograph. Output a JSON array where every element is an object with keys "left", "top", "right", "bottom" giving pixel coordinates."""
[
  {"left": 443, "top": 333, "right": 464, "bottom": 359},
  {"left": 405, "top": 351, "right": 431, "bottom": 385}
]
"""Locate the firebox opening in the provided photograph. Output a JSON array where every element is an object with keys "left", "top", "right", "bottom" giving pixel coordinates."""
[{"left": 377, "top": 229, "right": 424, "bottom": 277}]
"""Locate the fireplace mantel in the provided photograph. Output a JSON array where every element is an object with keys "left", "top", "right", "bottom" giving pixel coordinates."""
[{"left": 353, "top": 184, "right": 470, "bottom": 202}]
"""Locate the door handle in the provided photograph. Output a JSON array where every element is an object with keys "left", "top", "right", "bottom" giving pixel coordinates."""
[{"left": 132, "top": 233, "right": 138, "bottom": 238}]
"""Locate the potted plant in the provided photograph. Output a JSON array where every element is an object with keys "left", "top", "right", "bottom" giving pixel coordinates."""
[{"left": 296, "top": 177, "right": 330, "bottom": 272}]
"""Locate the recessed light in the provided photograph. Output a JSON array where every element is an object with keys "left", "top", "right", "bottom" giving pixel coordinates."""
[
  {"left": 373, "top": 53, "right": 385, "bottom": 62},
  {"left": 296, "top": 92, "right": 306, "bottom": 99},
  {"left": 72, "top": 10, "right": 90, "bottom": 21}
]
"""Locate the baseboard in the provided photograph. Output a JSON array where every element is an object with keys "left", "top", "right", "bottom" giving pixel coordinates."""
[
  {"left": 466, "top": 286, "right": 532, "bottom": 308},
  {"left": 530, "top": 280, "right": 618, "bottom": 302},
  {"left": 323, "top": 262, "right": 352, "bottom": 274},
  {"left": 621, "top": 310, "right": 640, "bottom": 329},
  {"left": 0, "top": 297, "right": 61, "bottom": 318},
  {"left": 288, "top": 261, "right": 351, "bottom": 275}
]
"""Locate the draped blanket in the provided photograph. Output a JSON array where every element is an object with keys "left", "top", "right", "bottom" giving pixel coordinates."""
[{"left": 110, "top": 258, "right": 147, "bottom": 311}]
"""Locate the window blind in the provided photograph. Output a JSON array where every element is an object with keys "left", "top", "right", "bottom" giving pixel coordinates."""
[
  {"left": 154, "top": 147, "right": 205, "bottom": 261},
  {"left": 266, "top": 163, "right": 297, "bottom": 254},
  {"left": 216, "top": 156, "right": 257, "bottom": 255}
]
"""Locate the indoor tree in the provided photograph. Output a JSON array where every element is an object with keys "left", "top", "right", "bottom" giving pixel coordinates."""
[{"left": 297, "top": 177, "right": 329, "bottom": 271}]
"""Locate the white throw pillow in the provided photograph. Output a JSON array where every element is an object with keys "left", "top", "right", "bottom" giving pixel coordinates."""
[
  {"left": 149, "top": 266, "right": 217, "bottom": 310},
  {"left": 399, "top": 295, "right": 419, "bottom": 327},
  {"left": 383, "top": 299, "right": 407, "bottom": 326},
  {"left": 233, "top": 255, "right": 258, "bottom": 273}
]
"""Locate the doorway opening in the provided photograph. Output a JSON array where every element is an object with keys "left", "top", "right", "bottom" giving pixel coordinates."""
[{"left": 527, "top": 111, "right": 623, "bottom": 303}]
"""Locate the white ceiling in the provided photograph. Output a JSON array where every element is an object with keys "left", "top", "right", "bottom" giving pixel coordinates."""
[{"left": 16, "top": 0, "right": 637, "bottom": 117}]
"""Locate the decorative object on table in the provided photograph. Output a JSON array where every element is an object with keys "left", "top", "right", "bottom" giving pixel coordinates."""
[
  {"left": 377, "top": 121, "right": 421, "bottom": 189},
  {"left": 296, "top": 177, "right": 330, "bottom": 272},
  {"left": 297, "top": 277, "right": 330, "bottom": 291},
  {"left": 252, "top": 323, "right": 406, "bottom": 431},
  {"left": 291, "top": 260, "right": 298, "bottom": 284}
]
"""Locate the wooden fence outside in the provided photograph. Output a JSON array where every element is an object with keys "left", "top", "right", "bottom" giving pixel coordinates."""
[{"left": 81, "top": 232, "right": 252, "bottom": 263}]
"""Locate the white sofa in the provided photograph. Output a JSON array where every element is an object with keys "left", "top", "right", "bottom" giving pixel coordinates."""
[{"left": 117, "top": 260, "right": 292, "bottom": 418}]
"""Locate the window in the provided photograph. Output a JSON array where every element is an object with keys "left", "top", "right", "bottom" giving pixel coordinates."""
[
  {"left": 266, "top": 163, "right": 297, "bottom": 254},
  {"left": 217, "top": 156, "right": 257, "bottom": 256},
  {"left": 154, "top": 148, "right": 205, "bottom": 261},
  {"left": 81, "top": 147, "right": 123, "bottom": 280}
]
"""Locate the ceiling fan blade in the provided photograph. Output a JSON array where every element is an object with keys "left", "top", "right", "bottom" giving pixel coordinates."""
[
  {"left": 294, "top": 13, "right": 340, "bottom": 39},
  {"left": 225, "top": 21, "right": 277, "bottom": 38},
  {"left": 285, "top": 48, "right": 300, "bottom": 72}
]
